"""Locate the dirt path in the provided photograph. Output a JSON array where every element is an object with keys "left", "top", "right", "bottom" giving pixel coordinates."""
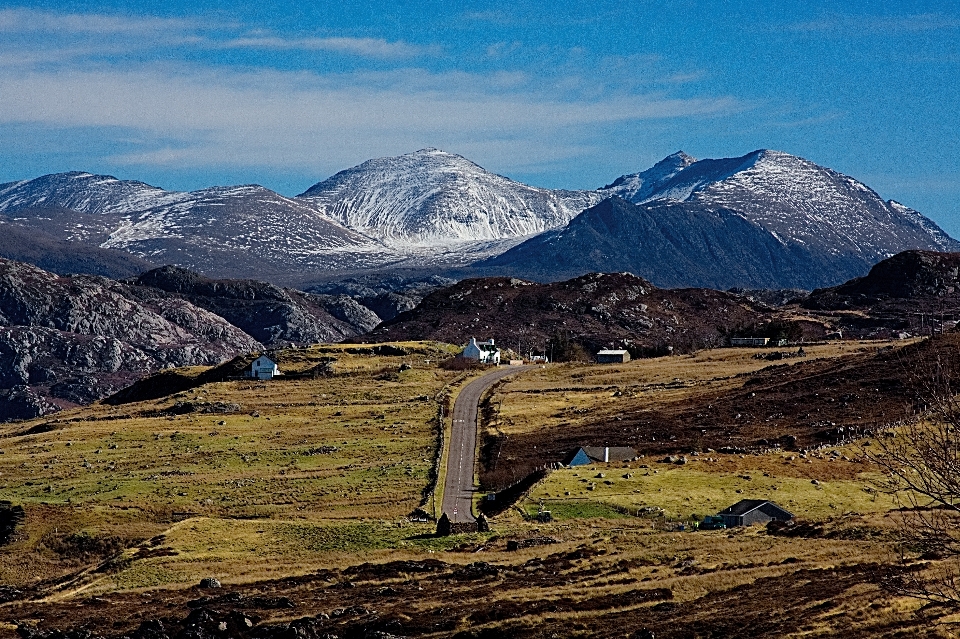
[{"left": 441, "top": 365, "right": 534, "bottom": 523}]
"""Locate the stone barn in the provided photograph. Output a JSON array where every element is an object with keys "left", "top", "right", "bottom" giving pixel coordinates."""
[{"left": 718, "top": 499, "right": 793, "bottom": 527}]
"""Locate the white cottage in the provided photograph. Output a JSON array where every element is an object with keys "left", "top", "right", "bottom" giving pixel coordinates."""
[
  {"left": 249, "top": 355, "right": 280, "bottom": 380},
  {"left": 462, "top": 338, "right": 501, "bottom": 365}
]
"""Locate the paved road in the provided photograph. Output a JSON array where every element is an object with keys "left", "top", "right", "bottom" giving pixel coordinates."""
[{"left": 441, "top": 366, "right": 534, "bottom": 523}]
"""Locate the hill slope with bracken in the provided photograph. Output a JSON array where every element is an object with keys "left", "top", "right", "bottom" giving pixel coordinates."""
[
  {"left": 483, "top": 150, "right": 959, "bottom": 289},
  {"left": 356, "top": 272, "right": 778, "bottom": 355}
]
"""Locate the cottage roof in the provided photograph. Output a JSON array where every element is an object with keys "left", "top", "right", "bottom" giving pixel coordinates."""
[
  {"left": 719, "top": 499, "right": 793, "bottom": 518},
  {"left": 596, "top": 349, "right": 629, "bottom": 356},
  {"left": 581, "top": 446, "right": 637, "bottom": 462}
]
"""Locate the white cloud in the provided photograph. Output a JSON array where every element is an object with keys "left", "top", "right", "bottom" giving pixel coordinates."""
[
  {"left": 0, "top": 62, "right": 742, "bottom": 175},
  {"left": 220, "top": 36, "right": 434, "bottom": 58},
  {"left": 0, "top": 7, "right": 194, "bottom": 35},
  {"left": 0, "top": 6, "right": 746, "bottom": 180}
]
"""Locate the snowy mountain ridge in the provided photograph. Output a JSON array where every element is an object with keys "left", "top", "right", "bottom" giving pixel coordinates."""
[
  {"left": 0, "top": 148, "right": 956, "bottom": 289},
  {"left": 298, "top": 148, "right": 604, "bottom": 248}
]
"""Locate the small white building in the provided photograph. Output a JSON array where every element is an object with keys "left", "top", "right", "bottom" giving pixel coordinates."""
[
  {"left": 249, "top": 355, "right": 280, "bottom": 380},
  {"left": 462, "top": 338, "right": 501, "bottom": 365},
  {"left": 596, "top": 349, "right": 630, "bottom": 364}
]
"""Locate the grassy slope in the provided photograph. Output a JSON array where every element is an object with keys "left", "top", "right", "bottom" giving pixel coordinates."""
[
  {"left": 0, "top": 342, "right": 467, "bottom": 591},
  {"left": 0, "top": 339, "right": 953, "bottom": 637}
]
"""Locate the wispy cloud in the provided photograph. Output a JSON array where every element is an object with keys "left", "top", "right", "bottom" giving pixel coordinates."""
[
  {"left": 220, "top": 36, "right": 434, "bottom": 58},
  {"left": 0, "top": 7, "right": 434, "bottom": 61},
  {"left": 0, "top": 7, "right": 193, "bottom": 35},
  {"left": 765, "top": 111, "right": 846, "bottom": 128},
  {"left": 0, "top": 5, "right": 747, "bottom": 181},
  {"left": 0, "top": 63, "right": 742, "bottom": 174}
]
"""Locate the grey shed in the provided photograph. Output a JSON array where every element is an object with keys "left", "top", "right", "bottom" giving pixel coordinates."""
[{"left": 718, "top": 499, "right": 793, "bottom": 527}]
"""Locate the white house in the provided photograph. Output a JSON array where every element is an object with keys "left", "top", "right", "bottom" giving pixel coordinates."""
[
  {"left": 249, "top": 355, "right": 280, "bottom": 380},
  {"left": 462, "top": 337, "right": 501, "bottom": 365}
]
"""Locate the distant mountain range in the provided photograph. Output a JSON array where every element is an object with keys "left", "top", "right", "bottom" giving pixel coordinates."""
[{"left": 0, "top": 148, "right": 956, "bottom": 289}]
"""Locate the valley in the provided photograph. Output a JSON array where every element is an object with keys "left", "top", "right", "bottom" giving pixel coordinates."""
[{"left": 0, "top": 336, "right": 955, "bottom": 637}]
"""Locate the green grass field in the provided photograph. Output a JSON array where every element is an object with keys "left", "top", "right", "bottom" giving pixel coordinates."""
[{"left": 529, "top": 460, "right": 896, "bottom": 521}]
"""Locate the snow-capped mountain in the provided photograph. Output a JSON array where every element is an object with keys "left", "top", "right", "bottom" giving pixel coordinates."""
[
  {"left": 481, "top": 150, "right": 960, "bottom": 289},
  {"left": 0, "top": 171, "right": 182, "bottom": 216},
  {"left": 0, "top": 175, "right": 391, "bottom": 280},
  {"left": 98, "top": 184, "right": 384, "bottom": 272},
  {"left": 612, "top": 149, "right": 958, "bottom": 263},
  {"left": 0, "top": 148, "right": 956, "bottom": 290},
  {"left": 599, "top": 151, "right": 696, "bottom": 202},
  {"left": 298, "top": 148, "right": 603, "bottom": 248}
]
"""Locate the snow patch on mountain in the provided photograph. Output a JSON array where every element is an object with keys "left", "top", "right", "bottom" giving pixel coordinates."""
[
  {"left": 0, "top": 171, "right": 187, "bottom": 215},
  {"left": 298, "top": 148, "right": 604, "bottom": 248},
  {"left": 600, "top": 151, "right": 697, "bottom": 202}
]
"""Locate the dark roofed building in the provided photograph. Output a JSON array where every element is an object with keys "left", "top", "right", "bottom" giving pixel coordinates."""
[
  {"left": 567, "top": 446, "right": 637, "bottom": 466},
  {"left": 718, "top": 499, "right": 793, "bottom": 527}
]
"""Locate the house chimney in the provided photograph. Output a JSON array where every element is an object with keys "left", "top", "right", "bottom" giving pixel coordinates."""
[
  {"left": 604, "top": 447, "right": 609, "bottom": 463},
  {"left": 488, "top": 338, "right": 495, "bottom": 345}
]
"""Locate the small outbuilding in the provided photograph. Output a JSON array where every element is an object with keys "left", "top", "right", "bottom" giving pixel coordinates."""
[
  {"left": 567, "top": 446, "right": 637, "bottom": 466},
  {"left": 462, "top": 338, "right": 501, "bottom": 365},
  {"left": 596, "top": 349, "right": 630, "bottom": 364},
  {"left": 718, "top": 499, "right": 793, "bottom": 527},
  {"left": 249, "top": 355, "right": 280, "bottom": 380},
  {"left": 730, "top": 337, "right": 770, "bottom": 347}
]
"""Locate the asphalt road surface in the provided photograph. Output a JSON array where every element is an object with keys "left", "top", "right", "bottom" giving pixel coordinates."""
[{"left": 441, "top": 365, "right": 534, "bottom": 523}]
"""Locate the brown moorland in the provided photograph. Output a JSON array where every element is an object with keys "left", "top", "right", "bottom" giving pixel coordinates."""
[{"left": 0, "top": 339, "right": 957, "bottom": 637}]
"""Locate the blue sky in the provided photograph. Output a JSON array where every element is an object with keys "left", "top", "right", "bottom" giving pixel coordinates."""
[{"left": 1, "top": 1, "right": 959, "bottom": 233}]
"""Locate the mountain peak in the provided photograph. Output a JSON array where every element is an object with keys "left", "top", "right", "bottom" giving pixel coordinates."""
[
  {"left": 297, "top": 149, "right": 603, "bottom": 247},
  {"left": 664, "top": 150, "right": 697, "bottom": 164},
  {"left": 599, "top": 150, "right": 697, "bottom": 199}
]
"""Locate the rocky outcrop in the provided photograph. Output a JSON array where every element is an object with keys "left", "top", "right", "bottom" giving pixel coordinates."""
[
  {"left": 0, "top": 259, "right": 261, "bottom": 419},
  {"left": 357, "top": 272, "right": 769, "bottom": 356},
  {"left": 127, "top": 266, "right": 360, "bottom": 344},
  {"left": 311, "top": 294, "right": 383, "bottom": 333},
  {"left": 804, "top": 250, "right": 960, "bottom": 308}
]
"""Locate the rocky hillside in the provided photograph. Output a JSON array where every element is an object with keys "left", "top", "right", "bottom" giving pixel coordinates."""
[
  {"left": 0, "top": 259, "right": 260, "bottom": 420},
  {"left": 0, "top": 260, "right": 391, "bottom": 421},
  {"left": 356, "top": 272, "right": 797, "bottom": 356},
  {"left": 126, "top": 266, "right": 362, "bottom": 345}
]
